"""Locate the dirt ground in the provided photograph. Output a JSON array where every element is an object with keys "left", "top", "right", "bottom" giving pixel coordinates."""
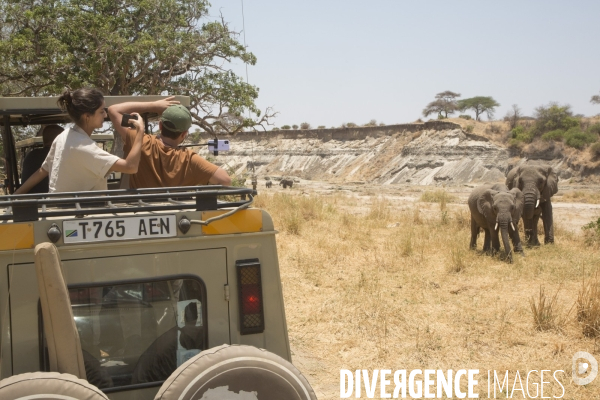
[{"left": 258, "top": 180, "right": 600, "bottom": 400}]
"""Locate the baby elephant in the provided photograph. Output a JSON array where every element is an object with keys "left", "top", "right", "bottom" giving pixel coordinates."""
[{"left": 468, "top": 184, "right": 524, "bottom": 262}]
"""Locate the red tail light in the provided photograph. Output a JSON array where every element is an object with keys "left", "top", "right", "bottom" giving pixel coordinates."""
[{"left": 237, "top": 259, "right": 265, "bottom": 335}]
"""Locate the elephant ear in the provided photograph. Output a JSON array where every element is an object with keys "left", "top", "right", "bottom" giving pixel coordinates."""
[
  {"left": 541, "top": 166, "right": 558, "bottom": 201},
  {"left": 510, "top": 188, "right": 524, "bottom": 220},
  {"left": 477, "top": 189, "right": 496, "bottom": 220},
  {"left": 506, "top": 166, "right": 520, "bottom": 190}
]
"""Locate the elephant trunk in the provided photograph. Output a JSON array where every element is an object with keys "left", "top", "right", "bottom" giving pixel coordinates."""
[
  {"left": 523, "top": 185, "right": 539, "bottom": 219},
  {"left": 498, "top": 213, "right": 513, "bottom": 262}
]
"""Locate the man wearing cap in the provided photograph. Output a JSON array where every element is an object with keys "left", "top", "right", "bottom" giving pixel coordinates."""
[{"left": 108, "top": 97, "right": 231, "bottom": 188}]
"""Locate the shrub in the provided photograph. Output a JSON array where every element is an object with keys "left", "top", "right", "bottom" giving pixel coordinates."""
[
  {"left": 292, "top": 124, "right": 298, "bottom": 129},
  {"left": 458, "top": 115, "right": 472, "bottom": 120},
  {"left": 533, "top": 103, "right": 580, "bottom": 136},
  {"left": 541, "top": 129, "right": 565, "bottom": 141},
  {"left": 564, "top": 127, "right": 597, "bottom": 149},
  {"left": 583, "top": 217, "right": 600, "bottom": 247},
  {"left": 587, "top": 123, "right": 600, "bottom": 136},
  {"left": 281, "top": 125, "right": 291, "bottom": 130},
  {"left": 486, "top": 123, "right": 501, "bottom": 134},
  {"left": 318, "top": 125, "right": 326, "bottom": 129},
  {"left": 300, "top": 122, "right": 311, "bottom": 130},
  {"left": 590, "top": 142, "right": 600, "bottom": 158},
  {"left": 511, "top": 125, "right": 534, "bottom": 143},
  {"left": 346, "top": 122, "right": 357, "bottom": 128},
  {"left": 364, "top": 119, "right": 377, "bottom": 127},
  {"left": 464, "top": 125, "right": 474, "bottom": 133}
]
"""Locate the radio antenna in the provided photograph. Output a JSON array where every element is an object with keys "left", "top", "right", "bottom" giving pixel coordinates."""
[{"left": 241, "top": 0, "right": 257, "bottom": 194}]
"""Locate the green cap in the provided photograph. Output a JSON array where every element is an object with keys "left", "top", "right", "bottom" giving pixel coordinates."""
[{"left": 161, "top": 105, "right": 192, "bottom": 133}]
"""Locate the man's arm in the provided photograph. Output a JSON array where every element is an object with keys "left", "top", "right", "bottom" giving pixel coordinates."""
[
  {"left": 107, "top": 96, "right": 181, "bottom": 141},
  {"left": 14, "top": 168, "right": 49, "bottom": 194},
  {"left": 208, "top": 167, "right": 232, "bottom": 186},
  {"left": 109, "top": 113, "right": 145, "bottom": 174}
]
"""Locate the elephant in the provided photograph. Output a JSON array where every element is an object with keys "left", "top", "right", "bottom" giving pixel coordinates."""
[
  {"left": 279, "top": 179, "right": 293, "bottom": 189},
  {"left": 506, "top": 164, "right": 558, "bottom": 246},
  {"left": 468, "top": 183, "right": 524, "bottom": 262},
  {"left": 265, "top": 180, "right": 272, "bottom": 188}
]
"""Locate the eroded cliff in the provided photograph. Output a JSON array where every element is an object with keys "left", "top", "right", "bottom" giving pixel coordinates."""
[{"left": 206, "top": 121, "right": 578, "bottom": 185}]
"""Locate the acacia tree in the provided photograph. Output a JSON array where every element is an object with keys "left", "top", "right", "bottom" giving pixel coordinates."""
[
  {"left": 592, "top": 91, "right": 600, "bottom": 105},
  {"left": 422, "top": 90, "right": 460, "bottom": 118},
  {"left": 457, "top": 96, "right": 500, "bottom": 121},
  {"left": 0, "top": 0, "right": 274, "bottom": 135}
]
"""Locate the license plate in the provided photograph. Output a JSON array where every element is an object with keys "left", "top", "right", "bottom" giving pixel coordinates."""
[{"left": 63, "top": 215, "right": 177, "bottom": 244}]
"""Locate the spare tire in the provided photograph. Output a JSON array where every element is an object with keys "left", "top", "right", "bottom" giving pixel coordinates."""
[
  {"left": 0, "top": 372, "right": 108, "bottom": 399},
  {"left": 155, "top": 344, "right": 317, "bottom": 400}
]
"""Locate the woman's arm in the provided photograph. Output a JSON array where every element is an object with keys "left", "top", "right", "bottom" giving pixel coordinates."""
[
  {"left": 109, "top": 113, "right": 145, "bottom": 174},
  {"left": 14, "top": 168, "right": 49, "bottom": 194}
]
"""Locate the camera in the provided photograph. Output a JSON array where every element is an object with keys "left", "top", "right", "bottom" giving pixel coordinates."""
[{"left": 120, "top": 113, "right": 139, "bottom": 128}]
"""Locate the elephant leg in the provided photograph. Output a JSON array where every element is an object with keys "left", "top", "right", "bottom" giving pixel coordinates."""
[
  {"left": 470, "top": 218, "right": 478, "bottom": 250},
  {"left": 522, "top": 217, "right": 532, "bottom": 246},
  {"left": 483, "top": 229, "right": 491, "bottom": 252},
  {"left": 541, "top": 201, "right": 554, "bottom": 244},
  {"left": 531, "top": 213, "right": 541, "bottom": 246},
  {"left": 510, "top": 225, "right": 524, "bottom": 254}
]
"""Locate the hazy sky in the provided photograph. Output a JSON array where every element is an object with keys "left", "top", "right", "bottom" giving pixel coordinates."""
[{"left": 210, "top": 1, "right": 600, "bottom": 128}]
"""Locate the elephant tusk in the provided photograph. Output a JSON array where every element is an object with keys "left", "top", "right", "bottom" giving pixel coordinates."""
[
  {"left": 511, "top": 222, "right": 515, "bottom": 231},
  {"left": 536, "top": 199, "right": 540, "bottom": 208},
  {"left": 495, "top": 222, "right": 499, "bottom": 231}
]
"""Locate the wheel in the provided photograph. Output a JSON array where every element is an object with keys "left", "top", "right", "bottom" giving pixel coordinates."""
[
  {"left": 0, "top": 372, "right": 108, "bottom": 399},
  {"left": 155, "top": 344, "right": 317, "bottom": 400}
]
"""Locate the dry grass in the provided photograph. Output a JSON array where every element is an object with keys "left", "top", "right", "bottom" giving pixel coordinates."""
[
  {"left": 255, "top": 191, "right": 600, "bottom": 399},
  {"left": 529, "top": 286, "right": 569, "bottom": 332},
  {"left": 577, "top": 273, "right": 600, "bottom": 338},
  {"left": 558, "top": 190, "right": 600, "bottom": 204},
  {"left": 419, "top": 189, "right": 458, "bottom": 204}
]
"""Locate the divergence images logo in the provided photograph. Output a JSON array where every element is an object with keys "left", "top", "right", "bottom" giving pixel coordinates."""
[{"left": 572, "top": 351, "right": 598, "bottom": 386}]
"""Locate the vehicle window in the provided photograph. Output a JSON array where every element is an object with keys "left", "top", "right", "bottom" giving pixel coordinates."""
[{"left": 41, "top": 278, "right": 207, "bottom": 390}]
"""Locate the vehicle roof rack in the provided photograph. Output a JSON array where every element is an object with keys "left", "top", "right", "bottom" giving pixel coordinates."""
[
  {"left": 16, "top": 134, "right": 114, "bottom": 149},
  {"left": 0, "top": 185, "right": 253, "bottom": 222},
  {"left": 0, "top": 95, "right": 190, "bottom": 126}
]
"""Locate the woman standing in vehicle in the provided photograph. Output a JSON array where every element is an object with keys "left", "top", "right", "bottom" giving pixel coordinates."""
[{"left": 15, "top": 88, "right": 145, "bottom": 193}]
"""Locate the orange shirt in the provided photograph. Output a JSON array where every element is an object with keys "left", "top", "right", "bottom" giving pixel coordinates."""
[{"left": 123, "top": 131, "right": 218, "bottom": 189}]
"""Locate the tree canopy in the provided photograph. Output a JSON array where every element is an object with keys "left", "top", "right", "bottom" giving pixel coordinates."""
[
  {"left": 0, "top": 0, "right": 272, "bottom": 134},
  {"left": 422, "top": 90, "right": 460, "bottom": 118},
  {"left": 592, "top": 91, "right": 600, "bottom": 105},
  {"left": 457, "top": 96, "right": 500, "bottom": 121}
]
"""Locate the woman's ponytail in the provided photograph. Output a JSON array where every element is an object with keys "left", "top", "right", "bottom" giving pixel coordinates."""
[{"left": 56, "top": 88, "right": 104, "bottom": 123}]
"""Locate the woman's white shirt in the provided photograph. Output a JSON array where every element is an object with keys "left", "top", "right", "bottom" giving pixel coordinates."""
[{"left": 41, "top": 126, "right": 120, "bottom": 193}]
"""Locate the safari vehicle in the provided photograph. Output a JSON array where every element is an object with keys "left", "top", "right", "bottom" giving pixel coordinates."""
[{"left": 0, "top": 96, "right": 316, "bottom": 399}]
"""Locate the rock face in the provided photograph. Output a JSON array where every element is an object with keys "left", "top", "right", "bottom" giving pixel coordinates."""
[{"left": 206, "top": 122, "right": 565, "bottom": 185}]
